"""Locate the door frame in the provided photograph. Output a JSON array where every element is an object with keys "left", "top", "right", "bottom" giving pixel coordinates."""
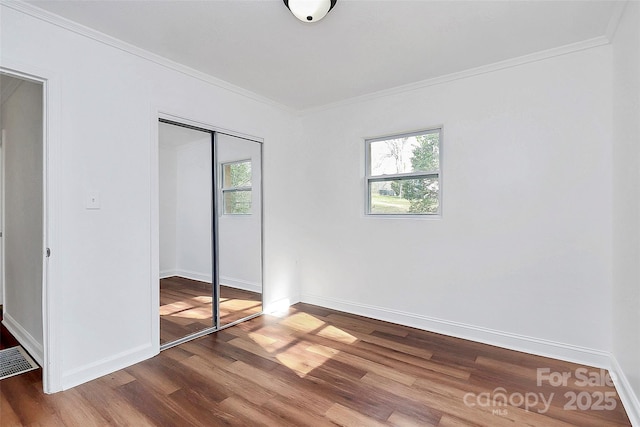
[{"left": 1, "top": 64, "right": 59, "bottom": 393}]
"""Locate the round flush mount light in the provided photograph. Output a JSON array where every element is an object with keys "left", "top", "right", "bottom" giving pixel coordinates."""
[{"left": 283, "top": 0, "right": 337, "bottom": 22}]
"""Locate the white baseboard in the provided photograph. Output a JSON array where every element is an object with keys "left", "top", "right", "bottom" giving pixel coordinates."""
[
  {"left": 159, "top": 269, "right": 177, "bottom": 280},
  {"left": 61, "top": 343, "right": 156, "bottom": 390},
  {"left": 2, "top": 312, "right": 44, "bottom": 366},
  {"left": 219, "top": 276, "right": 261, "bottom": 293},
  {"left": 610, "top": 356, "right": 640, "bottom": 426},
  {"left": 300, "top": 293, "right": 611, "bottom": 369},
  {"left": 160, "top": 270, "right": 261, "bottom": 293},
  {"left": 264, "top": 297, "right": 296, "bottom": 315},
  {"left": 160, "top": 269, "right": 211, "bottom": 283}
]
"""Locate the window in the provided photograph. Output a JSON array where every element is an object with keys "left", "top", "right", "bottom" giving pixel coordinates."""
[
  {"left": 366, "top": 128, "right": 441, "bottom": 216},
  {"left": 222, "top": 160, "right": 252, "bottom": 215}
]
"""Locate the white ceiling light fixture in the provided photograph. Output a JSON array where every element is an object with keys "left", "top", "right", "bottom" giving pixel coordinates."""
[{"left": 283, "top": 0, "right": 337, "bottom": 22}]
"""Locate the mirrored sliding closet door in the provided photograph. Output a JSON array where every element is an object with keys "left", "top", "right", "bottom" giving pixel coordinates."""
[
  {"left": 158, "top": 120, "right": 263, "bottom": 348},
  {"left": 216, "top": 133, "right": 263, "bottom": 328}
]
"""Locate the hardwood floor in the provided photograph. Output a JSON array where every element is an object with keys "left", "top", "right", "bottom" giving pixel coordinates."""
[
  {"left": 1, "top": 303, "right": 632, "bottom": 426},
  {"left": 160, "top": 277, "right": 262, "bottom": 344}
]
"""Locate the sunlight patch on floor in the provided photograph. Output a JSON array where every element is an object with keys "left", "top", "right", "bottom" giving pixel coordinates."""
[
  {"left": 279, "top": 312, "right": 326, "bottom": 333},
  {"left": 244, "top": 312, "right": 361, "bottom": 378},
  {"left": 275, "top": 342, "right": 332, "bottom": 377},
  {"left": 191, "top": 295, "right": 213, "bottom": 304},
  {"left": 306, "top": 344, "right": 339, "bottom": 358},
  {"left": 160, "top": 296, "right": 211, "bottom": 315},
  {"left": 220, "top": 300, "right": 261, "bottom": 310},
  {"left": 160, "top": 301, "right": 193, "bottom": 315},
  {"left": 248, "top": 332, "right": 280, "bottom": 350},
  {"left": 317, "top": 325, "right": 357, "bottom": 344},
  {"left": 167, "top": 308, "right": 212, "bottom": 320}
]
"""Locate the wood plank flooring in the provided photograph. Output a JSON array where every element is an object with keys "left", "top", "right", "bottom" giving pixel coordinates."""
[
  {"left": 160, "top": 277, "right": 262, "bottom": 344},
  {"left": 1, "top": 303, "right": 632, "bottom": 426}
]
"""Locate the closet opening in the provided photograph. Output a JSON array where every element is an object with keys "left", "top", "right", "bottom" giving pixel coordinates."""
[{"left": 158, "top": 118, "right": 263, "bottom": 349}]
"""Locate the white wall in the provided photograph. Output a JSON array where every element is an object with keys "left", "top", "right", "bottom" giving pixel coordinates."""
[
  {"left": 0, "top": 76, "right": 44, "bottom": 364},
  {"left": 159, "top": 123, "right": 213, "bottom": 281},
  {"left": 612, "top": 1, "right": 640, "bottom": 423},
  {"left": 1, "top": 4, "right": 302, "bottom": 391},
  {"left": 299, "top": 46, "right": 613, "bottom": 366},
  {"left": 158, "top": 135, "right": 178, "bottom": 275},
  {"left": 175, "top": 137, "right": 213, "bottom": 280}
]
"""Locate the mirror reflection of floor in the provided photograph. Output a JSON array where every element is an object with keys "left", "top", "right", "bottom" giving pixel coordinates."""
[
  {"left": 219, "top": 286, "right": 263, "bottom": 326},
  {"left": 160, "top": 276, "right": 261, "bottom": 345}
]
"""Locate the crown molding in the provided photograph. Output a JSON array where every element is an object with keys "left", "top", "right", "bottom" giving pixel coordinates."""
[
  {"left": 2, "top": 0, "right": 628, "bottom": 117},
  {"left": 299, "top": 34, "right": 612, "bottom": 116},
  {"left": 0, "top": 0, "right": 296, "bottom": 115}
]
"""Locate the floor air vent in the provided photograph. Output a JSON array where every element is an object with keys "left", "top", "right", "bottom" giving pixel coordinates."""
[{"left": 0, "top": 346, "right": 39, "bottom": 380}]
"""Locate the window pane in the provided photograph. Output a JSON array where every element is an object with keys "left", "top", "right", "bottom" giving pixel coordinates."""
[
  {"left": 369, "top": 178, "right": 439, "bottom": 214},
  {"left": 370, "top": 133, "right": 439, "bottom": 176},
  {"left": 223, "top": 161, "right": 252, "bottom": 188},
  {"left": 224, "top": 190, "right": 252, "bottom": 214}
]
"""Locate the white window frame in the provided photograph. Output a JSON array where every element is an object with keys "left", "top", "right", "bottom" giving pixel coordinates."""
[
  {"left": 365, "top": 127, "right": 442, "bottom": 217},
  {"left": 221, "top": 159, "right": 252, "bottom": 215}
]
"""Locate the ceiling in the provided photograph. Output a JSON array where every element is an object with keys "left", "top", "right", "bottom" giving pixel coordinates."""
[{"left": 27, "top": 0, "right": 622, "bottom": 111}]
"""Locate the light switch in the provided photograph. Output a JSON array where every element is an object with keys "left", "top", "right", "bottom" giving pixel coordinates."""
[{"left": 86, "top": 192, "right": 101, "bottom": 210}]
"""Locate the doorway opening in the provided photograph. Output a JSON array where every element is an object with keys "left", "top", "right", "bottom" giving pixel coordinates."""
[{"left": 0, "top": 72, "right": 46, "bottom": 379}]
